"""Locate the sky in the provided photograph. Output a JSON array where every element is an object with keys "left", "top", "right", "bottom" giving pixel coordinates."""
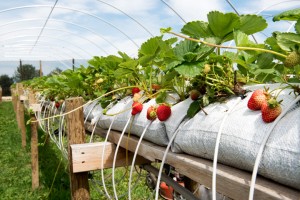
[{"left": 0, "top": 0, "right": 299, "bottom": 76}]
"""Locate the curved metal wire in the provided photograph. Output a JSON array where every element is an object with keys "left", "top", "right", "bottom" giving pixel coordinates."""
[
  {"left": 30, "top": 0, "right": 59, "bottom": 53},
  {"left": 160, "top": 0, "right": 187, "bottom": 23},
  {"left": 0, "top": 35, "right": 93, "bottom": 57},
  {"left": 0, "top": 5, "right": 139, "bottom": 48},
  {"left": 0, "top": 18, "right": 120, "bottom": 52},
  {"left": 4, "top": 42, "right": 87, "bottom": 62},
  {"left": 0, "top": 27, "right": 109, "bottom": 55},
  {"left": 95, "top": 0, "right": 154, "bottom": 37}
]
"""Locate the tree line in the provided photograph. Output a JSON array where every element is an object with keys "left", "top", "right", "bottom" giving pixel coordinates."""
[{"left": 0, "top": 64, "right": 62, "bottom": 96}]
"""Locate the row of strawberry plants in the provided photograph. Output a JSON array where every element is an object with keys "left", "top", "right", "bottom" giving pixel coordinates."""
[{"left": 23, "top": 8, "right": 300, "bottom": 123}]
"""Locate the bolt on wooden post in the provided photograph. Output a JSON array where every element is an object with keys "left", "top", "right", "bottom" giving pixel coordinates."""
[{"left": 66, "top": 97, "right": 90, "bottom": 200}]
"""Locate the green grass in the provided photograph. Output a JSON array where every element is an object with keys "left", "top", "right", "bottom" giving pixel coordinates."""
[
  {"left": 0, "top": 102, "right": 156, "bottom": 200},
  {"left": 0, "top": 102, "right": 70, "bottom": 200}
]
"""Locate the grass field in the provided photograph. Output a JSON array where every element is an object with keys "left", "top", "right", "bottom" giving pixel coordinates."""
[{"left": 0, "top": 101, "right": 155, "bottom": 200}]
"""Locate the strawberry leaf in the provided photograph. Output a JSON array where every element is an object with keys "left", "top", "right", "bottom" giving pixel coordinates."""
[
  {"left": 273, "top": 8, "right": 300, "bottom": 21},
  {"left": 275, "top": 32, "right": 300, "bottom": 51},
  {"left": 181, "top": 21, "right": 214, "bottom": 38},
  {"left": 239, "top": 14, "right": 267, "bottom": 35},
  {"left": 174, "top": 62, "right": 204, "bottom": 78},
  {"left": 187, "top": 100, "right": 201, "bottom": 118},
  {"left": 295, "top": 19, "right": 300, "bottom": 34},
  {"left": 207, "top": 11, "right": 240, "bottom": 41}
]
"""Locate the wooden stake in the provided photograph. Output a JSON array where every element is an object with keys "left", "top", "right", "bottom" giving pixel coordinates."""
[
  {"left": 66, "top": 97, "right": 90, "bottom": 200},
  {"left": 30, "top": 112, "right": 39, "bottom": 189},
  {"left": 19, "top": 100, "right": 27, "bottom": 148}
]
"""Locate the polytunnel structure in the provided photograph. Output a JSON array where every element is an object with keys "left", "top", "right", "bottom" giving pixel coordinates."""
[{"left": 0, "top": 0, "right": 300, "bottom": 200}]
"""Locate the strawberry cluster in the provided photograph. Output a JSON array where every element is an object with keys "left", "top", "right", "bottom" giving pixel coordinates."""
[
  {"left": 247, "top": 88, "right": 282, "bottom": 123},
  {"left": 130, "top": 88, "right": 172, "bottom": 121}
]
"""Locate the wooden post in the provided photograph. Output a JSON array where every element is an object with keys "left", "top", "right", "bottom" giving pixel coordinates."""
[
  {"left": 66, "top": 97, "right": 90, "bottom": 200},
  {"left": 72, "top": 58, "right": 75, "bottom": 71},
  {"left": 30, "top": 112, "right": 39, "bottom": 189},
  {"left": 29, "top": 93, "right": 40, "bottom": 189},
  {"left": 39, "top": 60, "right": 43, "bottom": 77},
  {"left": 11, "top": 88, "right": 17, "bottom": 113},
  {"left": 19, "top": 100, "right": 27, "bottom": 148}
]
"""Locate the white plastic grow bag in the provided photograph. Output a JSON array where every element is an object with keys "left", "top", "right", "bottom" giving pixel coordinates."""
[{"left": 173, "top": 84, "right": 300, "bottom": 190}]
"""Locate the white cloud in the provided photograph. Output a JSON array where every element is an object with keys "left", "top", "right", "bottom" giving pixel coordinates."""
[{"left": 164, "top": 0, "right": 227, "bottom": 22}]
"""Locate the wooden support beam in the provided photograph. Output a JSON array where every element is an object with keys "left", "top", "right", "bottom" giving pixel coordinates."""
[
  {"left": 30, "top": 112, "right": 39, "bottom": 189},
  {"left": 85, "top": 123, "right": 300, "bottom": 200},
  {"left": 66, "top": 97, "right": 90, "bottom": 200},
  {"left": 71, "top": 142, "right": 150, "bottom": 173}
]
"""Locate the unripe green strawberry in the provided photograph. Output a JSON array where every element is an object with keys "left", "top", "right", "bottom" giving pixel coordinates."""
[
  {"left": 147, "top": 105, "right": 157, "bottom": 120},
  {"left": 131, "top": 102, "right": 143, "bottom": 115},
  {"left": 284, "top": 51, "right": 300, "bottom": 68},
  {"left": 261, "top": 98, "right": 282, "bottom": 123},
  {"left": 156, "top": 103, "right": 171, "bottom": 121},
  {"left": 247, "top": 89, "right": 270, "bottom": 110}
]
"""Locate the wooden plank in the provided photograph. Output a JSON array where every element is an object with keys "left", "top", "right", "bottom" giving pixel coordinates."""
[
  {"left": 85, "top": 122, "right": 300, "bottom": 200},
  {"left": 30, "top": 113, "right": 39, "bottom": 189},
  {"left": 71, "top": 142, "right": 150, "bottom": 173},
  {"left": 30, "top": 104, "right": 41, "bottom": 112},
  {"left": 66, "top": 97, "right": 90, "bottom": 200}
]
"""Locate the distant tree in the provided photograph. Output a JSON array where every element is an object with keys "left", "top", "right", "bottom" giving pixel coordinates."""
[
  {"left": 48, "top": 67, "right": 63, "bottom": 76},
  {"left": 14, "top": 64, "right": 39, "bottom": 82},
  {"left": 0, "top": 74, "right": 14, "bottom": 96}
]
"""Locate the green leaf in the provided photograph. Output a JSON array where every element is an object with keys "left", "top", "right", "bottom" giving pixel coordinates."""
[
  {"left": 173, "top": 40, "right": 198, "bottom": 60},
  {"left": 156, "top": 91, "right": 167, "bottom": 104},
  {"left": 273, "top": 8, "right": 300, "bottom": 21},
  {"left": 295, "top": 19, "right": 300, "bottom": 34},
  {"left": 207, "top": 11, "right": 240, "bottom": 40},
  {"left": 239, "top": 14, "right": 267, "bottom": 34},
  {"left": 139, "top": 36, "right": 163, "bottom": 56},
  {"left": 187, "top": 100, "right": 201, "bottom": 118},
  {"left": 181, "top": 21, "right": 213, "bottom": 38},
  {"left": 276, "top": 32, "right": 300, "bottom": 51},
  {"left": 256, "top": 53, "right": 274, "bottom": 68},
  {"left": 160, "top": 27, "right": 172, "bottom": 34},
  {"left": 174, "top": 62, "right": 203, "bottom": 77}
]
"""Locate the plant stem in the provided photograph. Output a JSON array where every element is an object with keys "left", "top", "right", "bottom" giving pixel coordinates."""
[{"left": 167, "top": 31, "right": 287, "bottom": 59}]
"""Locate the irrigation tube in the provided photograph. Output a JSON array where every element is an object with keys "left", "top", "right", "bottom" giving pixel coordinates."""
[
  {"left": 212, "top": 97, "right": 242, "bottom": 200},
  {"left": 112, "top": 116, "right": 133, "bottom": 200},
  {"left": 101, "top": 116, "right": 116, "bottom": 199},
  {"left": 248, "top": 95, "right": 300, "bottom": 200},
  {"left": 154, "top": 118, "right": 190, "bottom": 200},
  {"left": 128, "top": 121, "right": 152, "bottom": 200}
]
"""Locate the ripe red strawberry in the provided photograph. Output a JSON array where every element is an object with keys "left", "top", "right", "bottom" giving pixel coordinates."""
[
  {"left": 147, "top": 105, "right": 157, "bottom": 120},
  {"left": 261, "top": 98, "right": 282, "bottom": 123},
  {"left": 131, "top": 102, "right": 143, "bottom": 115},
  {"left": 132, "top": 87, "right": 140, "bottom": 95},
  {"left": 156, "top": 103, "right": 171, "bottom": 121},
  {"left": 55, "top": 102, "right": 60, "bottom": 109},
  {"left": 190, "top": 89, "right": 200, "bottom": 100},
  {"left": 247, "top": 89, "right": 270, "bottom": 110}
]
